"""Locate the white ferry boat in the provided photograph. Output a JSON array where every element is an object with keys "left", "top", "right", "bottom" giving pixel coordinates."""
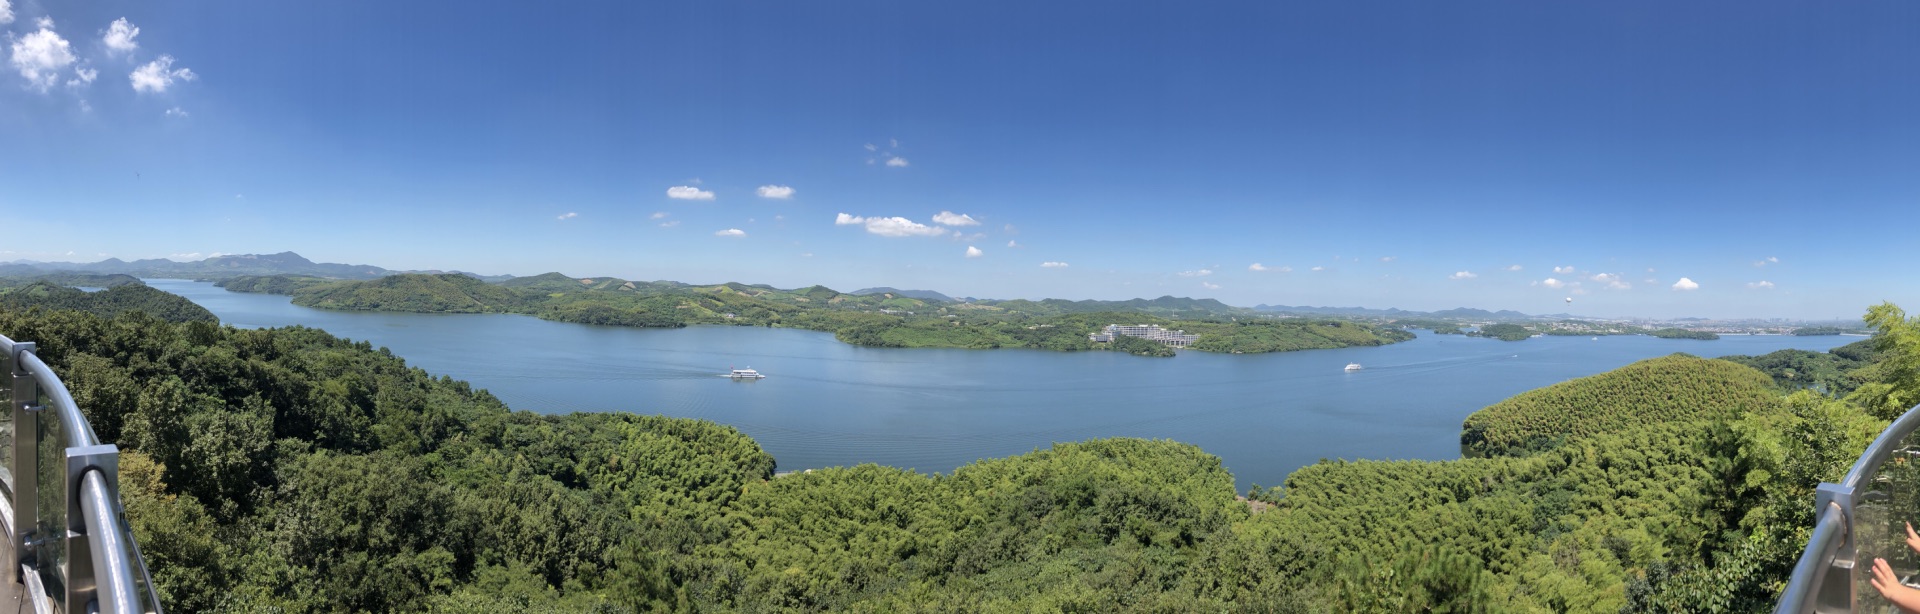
[
  {"left": 1344, "top": 363, "right": 1363, "bottom": 371},
  {"left": 728, "top": 367, "right": 766, "bottom": 379}
]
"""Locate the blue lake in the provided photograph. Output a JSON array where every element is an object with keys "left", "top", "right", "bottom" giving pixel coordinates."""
[{"left": 150, "top": 279, "right": 1860, "bottom": 491}]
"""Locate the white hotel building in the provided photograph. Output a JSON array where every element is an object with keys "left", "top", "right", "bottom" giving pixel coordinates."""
[{"left": 1088, "top": 324, "right": 1200, "bottom": 348}]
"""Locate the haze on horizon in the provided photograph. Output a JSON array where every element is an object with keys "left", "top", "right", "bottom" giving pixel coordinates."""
[{"left": 0, "top": 1, "right": 1912, "bottom": 320}]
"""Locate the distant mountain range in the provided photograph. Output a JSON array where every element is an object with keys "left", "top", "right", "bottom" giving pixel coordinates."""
[
  {"left": 0, "top": 252, "right": 507, "bottom": 282},
  {"left": 7, "top": 252, "right": 1555, "bottom": 320}
]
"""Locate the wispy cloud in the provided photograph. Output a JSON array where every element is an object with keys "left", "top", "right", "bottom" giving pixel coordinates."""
[
  {"left": 130, "top": 54, "right": 195, "bottom": 93},
  {"left": 885, "top": 156, "right": 910, "bottom": 167},
  {"left": 715, "top": 228, "right": 746, "bottom": 237},
  {"left": 756, "top": 185, "right": 794, "bottom": 199},
  {"left": 1041, "top": 261, "right": 1068, "bottom": 268},
  {"left": 1507, "top": 264, "right": 1523, "bottom": 271},
  {"left": 659, "top": 220, "right": 680, "bottom": 228},
  {"left": 1007, "top": 240, "right": 1020, "bottom": 248},
  {"left": 556, "top": 212, "right": 577, "bottom": 220},
  {"left": 1380, "top": 256, "right": 1396, "bottom": 262},
  {"left": 164, "top": 106, "right": 187, "bottom": 118},
  {"left": 1553, "top": 265, "right": 1575, "bottom": 274},
  {"left": 1747, "top": 280, "right": 1775, "bottom": 289},
  {"left": 1672, "top": 277, "right": 1700, "bottom": 291},
  {"left": 1248, "top": 263, "right": 1269, "bottom": 272},
  {"left": 836, "top": 213, "right": 946, "bottom": 237},
  {"left": 1541, "top": 278, "right": 1565, "bottom": 289},
  {"left": 1448, "top": 271, "right": 1477, "bottom": 280},
  {"left": 649, "top": 212, "right": 669, "bottom": 220},
  {"left": 1753, "top": 256, "right": 1780, "bottom": 267},
  {"left": 1590, "top": 273, "right": 1630, "bottom": 290},
  {"left": 965, "top": 246, "right": 983, "bottom": 258},
  {"left": 932, "top": 211, "right": 979, "bottom": 226},
  {"left": 1201, "top": 281, "right": 1221, "bottom": 290},
  {"left": 864, "top": 143, "right": 877, "bottom": 152},
  {"left": 1178, "top": 269, "right": 1213, "bottom": 277},
  {"left": 667, "top": 186, "right": 715, "bottom": 201},
  {"left": 1310, "top": 266, "right": 1325, "bottom": 272},
  {"left": 0, "top": 0, "right": 12, "bottom": 25}
]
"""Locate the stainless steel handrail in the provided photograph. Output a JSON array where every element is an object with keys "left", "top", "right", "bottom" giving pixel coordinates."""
[
  {"left": 81, "top": 471, "right": 138, "bottom": 614},
  {"left": 0, "top": 334, "right": 158, "bottom": 613},
  {"left": 12, "top": 350, "right": 99, "bottom": 447},
  {"left": 1775, "top": 501, "right": 1847, "bottom": 614},
  {"left": 1777, "top": 402, "right": 1920, "bottom": 613}
]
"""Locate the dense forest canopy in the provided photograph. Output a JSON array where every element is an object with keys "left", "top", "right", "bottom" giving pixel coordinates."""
[{"left": 2, "top": 286, "right": 1916, "bottom": 612}]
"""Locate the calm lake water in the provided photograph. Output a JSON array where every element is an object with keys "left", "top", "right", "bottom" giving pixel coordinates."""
[{"left": 150, "top": 279, "right": 1859, "bottom": 490}]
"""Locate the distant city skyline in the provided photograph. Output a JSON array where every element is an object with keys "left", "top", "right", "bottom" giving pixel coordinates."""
[{"left": 2, "top": 1, "right": 1913, "bottom": 319}]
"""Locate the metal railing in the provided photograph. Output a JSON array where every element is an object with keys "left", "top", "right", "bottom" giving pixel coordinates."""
[
  {"left": 0, "top": 335, "right": 162, "bottom": 614},
  {"left": 1777, "top": 403, "right": 1920, "bottom": 613}
]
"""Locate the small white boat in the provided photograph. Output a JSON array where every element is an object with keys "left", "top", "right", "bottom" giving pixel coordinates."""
[
  {"left": 728, "top": 367, "right": 766, "bottom": 379},
  {"left": 1591, "top": 337, "right": 1598, "bottom": 341},
  {"left": 1344, "top": 363, "right": 1362, "bottom": 371}
]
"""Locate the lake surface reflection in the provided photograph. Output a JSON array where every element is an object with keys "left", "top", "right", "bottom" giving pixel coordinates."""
[{"left": 150, "top": 279, "right": 1858, "bottom": 490}]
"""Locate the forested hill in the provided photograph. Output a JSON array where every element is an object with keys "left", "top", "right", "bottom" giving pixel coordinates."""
[
  {"left": 1458, "top": 353, "right": 1783, "bottom": 457},
  {"left": 1, "top": 296, "right": 1915, "bottom": 611},
  {"left": 218, "top": 273, "right": 1414, "bottom": 356},
  {"left": 0, "top": 282, "right": 216, "bottom": 323},
  {"left": 292, "top": 273, "right": 532, "bottom": 313}
]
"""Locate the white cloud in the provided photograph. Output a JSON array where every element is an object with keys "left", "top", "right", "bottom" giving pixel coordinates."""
[
  {"left": 0, "top": 0, "right": 13, "bottom": 25},
  {"left": 715, "top": 228, "right": 746, "bottom": 237},
  {"left": 1310, "top": 266, "right": 1325, "bottom": 272},
  {"left": 1754, "top": 256, "right": 1780, "bottom": 267},
  {"left": 130, "top": 54, "right": 195, "bottom": 93},
  {"left": 932, "top": 211, "right": 979, "bottom": 226},
  {"left": 649, "top": 211, "right": 669, "bottom": 220},
  {"left": 864, "top": 143, "right": 877, "bottom": 152},
  {"left": 66, "top": 64, "right": 95, "bottom": 87},
  {"left": 756, "top": 185, "right": 794, "bottom": 199},
  {"left": 556, "top": 212, "right": 577, "bottom": 220},
  {"left": 1178, "top": 269, "right": 1213, "bottom": 277},
  {"left": 1449, "top": 271, "right": 1477, "bottom": 280},
  {"left": 1748, "top": 280, "right": 1775, "bottom": 289},
  {"left": 890, "top": 138, "right": 899, "bottom": 148},
  {"left": 658, "top": 220, "right": 680, "bottom": 228},
  {"left": 169, "top": 252, "right": 204, "bottom": 260},
  {"left": 1542, "top": 278, "right": 1565, "bottom": 289},
  {"left": 103, "top": 18, "right": 139, "bottom": 54},
  {"left": 10, "top": 27, "right": 76, "bottom": 92},
  {"left": 1553, "top": 265, "right": 1575, "bottom": 274},
  {"left": 1507, "top": 264, "right": 1523, "bottom": 271},
  {"left": 1672, "top": 277, "right": 1699, "bottom": 291},
  {"left": 1041, "top": 261, "right": 1068, "bottom": 268},
  {"left": 164, "top": 106, "right": 187, "bottom": 118},
  {"left": 965, "top": 246, "right": 983, "bottom": 258},
  {"left": 1590, "top": 273, "right": 1630, "bottom": 290},
  {"left": 1201, "top": 281, "right": 1221, "bottom": 290},
  {"left": 885, "top": 156, "right": 909, "bottom": 167},
  {"left": 838, "top": 213, "right": 946, "bottom": 237},
  {"left": 1380, "top": 256, "right": 1396, "bottom": 262},
  {"left": 666, "top": 185, "right": 715, "bottom": 201},
  {"left": 35, "top": 16, "right": 49, "bottom": 28},
  {"left": 1248, "top": 263, "right": 1268, "bottom": 272},
  {"left": 1007, "top": 240, "right": 1019, "bottom": 248}
]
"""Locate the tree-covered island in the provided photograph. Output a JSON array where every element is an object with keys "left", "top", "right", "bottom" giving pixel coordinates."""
[{"left": 215, "top": 273, "right": 1414, "bottom": 355}]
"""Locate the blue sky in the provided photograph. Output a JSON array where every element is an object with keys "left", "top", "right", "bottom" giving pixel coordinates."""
[{"left": 1, "top": 1, "right": 1914, "bottom": 319}]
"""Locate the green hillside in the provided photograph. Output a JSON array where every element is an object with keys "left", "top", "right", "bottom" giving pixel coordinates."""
[
  {"left": 293, "top": 273, "right": 533, "bottom": 313},
  {"left": 0, "top": 282, "right": 216, "bottom": 323},
  {"left": 1460, "top": 353, "right": 1782, "bottom": 457}
]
